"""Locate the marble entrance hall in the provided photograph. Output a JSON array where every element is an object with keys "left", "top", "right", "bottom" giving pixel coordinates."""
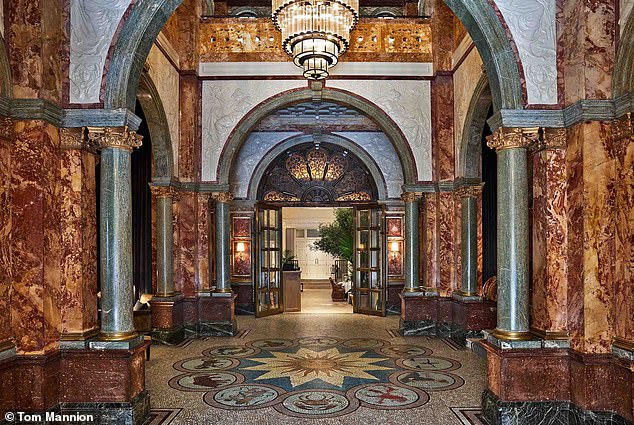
[{"left": 146, "top": 314, "right": 487, "bottom": 424}]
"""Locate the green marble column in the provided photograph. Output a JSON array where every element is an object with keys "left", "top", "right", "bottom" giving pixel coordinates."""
[
  {"left": 457, "top": 185, "right": 482, "bottom": 297},
  {"left": 213, "top": 192, "right": 233, "bottom": 294},
  {"left": 487, "top": 128, "right": 535, "bottom": 341},
  {"left": 91, "top": 127, "right": 142, "bottom": 341},
  {"left": 402, "top": 192, "right": 422, "bottom": 292},
  {"left": 151, "top": 185, "right": 176, "bottom": 297}
]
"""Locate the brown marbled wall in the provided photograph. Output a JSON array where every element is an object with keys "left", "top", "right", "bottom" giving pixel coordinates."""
[
  {"left": 6, "top": 0, "right": 63, "bottom": 101},
  {"left": 566, "top": 121, "right": 616, "bottom": 354},
  {"left": 438, "top": 192, "right": 455, "bottom": 295},
  {"left": 613, "top": 131, "right": 634, "bottom": 344},
  {"left": 453, "top": 194, "right": 462, "bottom": 293},
  {"left": 174, "top": 192, "right": 198, "bottom": 297},
  {"left": 0, "top": 120, "right": 13, "bottom": 347},
  {"left": 196, "top": 194, "right": 210, "bottom": 291},
  {"left": 531, "top": 146, "right": 568, "bottom": 335},
  {"left": 176, "top": 0, "right": 201, "bottom": 71},
  {"left": 432, "top": 75, "right": 455, "bottom": 181},
  {"left": 179, "top": 75, "right": 200, "bottom": 182},
  {"left": 430, "top": 0, "right": 453, "bottom": 73},
  {"left": 422, "top": 193, "right": 439, "bottom": 290},
  {"left": 11, "top": 121, "right": 63, "bottom": 354},
  {"left": 59, "top": 148, "right": 98, "bottom": 336},
  {"left": 561, "top": 0, "right": 615, "bottom": 105}
]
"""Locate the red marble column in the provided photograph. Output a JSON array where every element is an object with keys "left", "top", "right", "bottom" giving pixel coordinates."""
[
  {"left": 438, "top": 192, "right": 456, "bottom": 295},
  {"left": 612, "top": 114, "right": 634, "bottom": 350},
  {"left": 174, "top": 191, "right": 198, "bottom": 297},
  {"left": 530, "top": 128, "right": 569, "bottom": 339},
  {"left": 59, "top": 129, "right": 99, "bottom": 342},
  {"left": 0, "top": 118, "right": 13, "bottom": 353},
  {"left": 566, "top": 121, "right": 616, "bottom": 355}
]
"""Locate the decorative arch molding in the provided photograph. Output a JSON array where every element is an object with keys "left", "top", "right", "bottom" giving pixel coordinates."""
[
  {"left": 613, "top": 4, "right": 634, "bottom": 99},
  {"left": 137, "top": 72, "right": 175, "bottom": 181},
  {"left": 217, "top": 87, "right": 417, "bottom": 186},
  {"left": 459, "top": 74, "right": 493, "bottom": 179},
  {"left": 443, "top": 0, "right": 524, "bottom": 110},
  {"left": 104, "top": 0, "right": 183, "bottom": 110},
  {"left": 242, "top": 134, "right": 390, "bottom": 201}
]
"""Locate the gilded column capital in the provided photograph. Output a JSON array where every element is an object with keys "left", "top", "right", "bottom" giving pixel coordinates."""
[
  {"left": 400, "top": 192, "right": 422, "bottom": 203},
  {"left": 0, "top": 117, "right": 14, "bottom": 141},
  {"left": 212, "top": 191, "right": 233, "bottom": 203},
  {"left": 530, "top": 127, "right": 567, "bottom": 153},
  {"left": 149, "top": 185, "right": 176, "bottom": 198},
  {"left": 87, "top": 126, "right": 143, "bottom": 152},
  {"left": 455, "top": 184, "right": 484, "bottom": 199},
  {"left": 612, "top": 112, "right": 633, "bottom": 142},
  {"left": 486, "top": 127, "right": 539, "bottom": 151}
]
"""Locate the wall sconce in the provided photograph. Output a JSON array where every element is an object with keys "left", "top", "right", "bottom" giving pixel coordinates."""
[
  {"left": 390, "top": 241, "right": 400, "bottom": 259},
  {"left": 236, "top": 242, "right": 246, "bottom": 253}
]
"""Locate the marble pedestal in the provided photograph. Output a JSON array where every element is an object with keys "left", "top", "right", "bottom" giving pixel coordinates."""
[
  {"left": 150, "top": 294, "right": 185, "bottom": 344},
  {"left": 191, "top": 294, "right": 238, "bottom": 336},
  {"left": 481, "top": 340, "right": 633, "bottom": 425}
]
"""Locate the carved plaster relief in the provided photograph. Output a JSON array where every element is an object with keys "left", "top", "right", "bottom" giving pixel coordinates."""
[
  {"left": 70, "top": 0, "right": 131, "bottom": 104},
  {"left": 0, "top": 3, "right": 4, "bottom": 38},
  {"left": 201, "top": 80, "right": 305, "bottom": 181},
  {"left": 493, "top": 0, "right": 558, "bottom": 105},
  {"left": 333, "top": 132, "right": 405, "bottom": 198},
  {"left": 230, "top": 132, "right": 302, "bottom": 198},
  {"left": 327, "top": 80, "right": 432, "bottom": 181},
  {"left": 146, "top": 44, "right": 180, "bottom": 176},
  {"left": 621, "top": 0, "right": 634, "bottom": 34},
  {"left": 454, "top": 48, "right": 484, "bottom": 176}
]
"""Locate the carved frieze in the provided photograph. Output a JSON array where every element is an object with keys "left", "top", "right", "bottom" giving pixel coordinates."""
[
  {"left": 401, "top": 192, "right": 423, "bottom": 203},
  {"left": 149, "top": 185, "right": 176, "bottom": 198},
  {"left": 486, "top": 127, "right": 539, "bottom": 151},
  {"left": 212, "top": 192, "right": 234, "bottom": 203},
  {"left": 455, "top": 184, "right": 484, "bottom": 199},
  {"left": 87, "top": 126, "right": 143, "bottom": 152}
]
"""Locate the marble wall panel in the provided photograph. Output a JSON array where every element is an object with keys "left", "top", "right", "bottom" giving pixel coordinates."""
[
  {"left": 180, "top": 75, "right": 200, "bottom": 182},
  {"left": 11, "top": 121, "right": 62, "bottom": 354},
  {"left": 423, "top": 193, "right": 439, "bottom": 289},
  {"left": 201, "top": 80, "right": 304, "bottom": 181},
  {"left": 613, "top": 135, "right": 634, "bottom": 343},
  {"left": 453, "top": 49, "right": 484, "bottom": 177},
  {"left": 176, "top": 0, "right": 200, "bottom": 71},
  {"left": 196, "top": 194, "right": 210, "bottom": 292},
  {"left": 146, "top": 45, "right": 180, "bottom": 176},
  {"left": 621, "top": 0, "right": 634, "bottom": 34},
  {"left": 531, "top": 147, "right": 568, "bottom": 334},
  {"left": 566, "top": 122, "right": 616, "bottom": 354},
  {"left": 430, "top": 0, "right": 453, "bottom": 72},
  {"left": 453, "top": 195, "right": 462, "bottom": 293},
  {"left": 432, "top": 75, "right": 455, "bottom": 181},
  {"left": 438, "top": 192, "right": 455, "bottom": 295},
  {"left": 60, "top": 149, "right": 98, "bottom": 335},
  {"left": 476, "top": 194, "right": 483, "bottom": 293},
  {"left": 8, "top": 0, "right": 64, "bottom": 102},
  {"left": 174, "top": 192, "right": 198, "bottom": 297},
  {"left": 0, "top": 122, "right": 11, "bottom": 345}
]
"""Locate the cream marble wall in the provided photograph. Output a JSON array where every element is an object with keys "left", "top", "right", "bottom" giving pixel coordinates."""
[
  {"left": 0, "top": 2, "right": 4, "bottom": 37},
  {"left": 621, "top": 0, "right": 634, "bottom": 34},
  {"left": 453, "top": 48, "right": 484, "bottom": 176},
  {"left": 145, "top": 44, "right": 180, "bottom": 176}
]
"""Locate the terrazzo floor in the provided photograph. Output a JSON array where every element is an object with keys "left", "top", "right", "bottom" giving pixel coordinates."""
[{"left": 146, "top": 314, "right": 487, "bottom": 425}]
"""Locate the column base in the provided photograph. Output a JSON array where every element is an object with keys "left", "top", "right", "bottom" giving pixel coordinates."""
[
  {"left": 150, "top": 294, "right": 185, "bottom": 345},
  {"left": 482, "top": 389, "right": 630, "bottom": 425},
  {"left": 59, "top": 390, "right": 149, "bottom": 425},
  {"left": 152, "top": 327, "right": 186, "bottom": 345},
  {"left": 192, "top": 320, "right": 238, "bottom": 337}
]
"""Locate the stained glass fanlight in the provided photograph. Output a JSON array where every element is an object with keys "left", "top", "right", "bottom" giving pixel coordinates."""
[{"left": 272, "top": 0, "right": 359, "bottom": 80}]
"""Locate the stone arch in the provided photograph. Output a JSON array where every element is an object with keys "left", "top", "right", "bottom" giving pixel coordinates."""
[
  {"left": 242, "top": 134, "right": 390, "bottom": 201},
  {"left": 613, "top": 7, "right": 634, "bottom": 98},
  {"left": 217, "top": 87, "right": 417, "bottom": 187},
  {"left": 104, "top": 0, "right": 183, "bottom": 110},
  {"left": 0, "top": 33, "right": 12, "bottom": 99},
  {"left": 459, "top": 73, "right": 493, "bottom": 179},
  {"left": 443, "top": 0, "right": 524, "bottom": 110},
  {"left": 137, "top": 72, "right": 175, "bottom": 181}
]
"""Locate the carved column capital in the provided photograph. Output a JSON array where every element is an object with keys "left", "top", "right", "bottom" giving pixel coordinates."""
[
  {"left": 87, "top": 126, "right": 143, "bottom": 152},
  {"left": 455, "top": 184, "right": 484, "bottom": 199},
  {"left": 212, "top": 192, "right": 233, "bottom": 203},
  {"left": 612, "top": 112, "right": 633, "bottom": 142},
  {"left": 486, "top": 127, "right": 538, "bottom": 151},
  {"left": 400, "top": 192, "right": 423, "bottom": 203},
  {"left": 149, "top": 185, "right": 176, "bottom": 198},
  {"left": 0, "top": 117, "right": 14, "bottom": 141}
]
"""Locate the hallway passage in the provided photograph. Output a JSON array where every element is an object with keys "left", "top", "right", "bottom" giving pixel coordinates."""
[{"left": 145, "top": 315, "right": 487, "bottom": 424}]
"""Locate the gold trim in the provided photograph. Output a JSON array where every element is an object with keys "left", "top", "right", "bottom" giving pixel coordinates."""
[
  {"left": 613, "top": 336, "right": 634, "bottom": 352},
  {"left": 529, "top": 327, "right": 569, "bottom": 341},
  {"left": 402, "top": 287, "right": 423, "bottom": 293},
  {"left": 60, "top": 328, "right": 100, "bottom": 341},
  {"left": 213, "top": 288, "right": 234, "bottom": 293},
  {"left": 87, "top": 126, "right": 143, "bottom": 152},
  {"left": 0, "top": 340, "right": 15, "bottom": 352},
  {"left": 155, "top": 291, "right": 179, "bottom": 298},
  {"left": 492, "top": 329, "right": 533, "bottom": 341},
  {"left": 98, "top": 330, "right": 139, "bottom": 341},
  {"left": 400, "top": 192, "right": 422, "bottom": 203},
  {"left": 455, "top": 184, "right": 484, "bottom": 199},
  {"left": 486, "top": 127, "right": 539, "bottom": 151},
  {"left": 149, "top": 185, "right": 176, "bottom": 198},
  {"left": 454, "top": 290, "right": 479, "bottom": 297},
  {"left": 212, "top": 191, "right": 234, "bottom": 203}
]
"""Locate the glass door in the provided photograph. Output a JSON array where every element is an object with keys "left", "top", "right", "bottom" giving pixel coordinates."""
[
  {"left": 255, "top": 204, "right": 283, "bottom": 317},
  {"left": 353, "top": 205, "right": 386, "bottom": 316}
]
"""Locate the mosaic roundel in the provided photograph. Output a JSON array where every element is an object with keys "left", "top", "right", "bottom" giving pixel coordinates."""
[
  {"left": 173, "top": 337, "right": 464, "bottom": 419},
  {"left": 394, "top": 371, "right": 465, "bottom": 391},
  {"left": 168, "top": 371, "right": 243, "bottom": 392},
  {"left": 397, "top": 356, "right": 461, "bottom": 372},
  {"left": 173, "top": 357, "right": 238, "bottom": 372},
  {"left": 206, "top": 384, "right": 282, "bottom": 409}
]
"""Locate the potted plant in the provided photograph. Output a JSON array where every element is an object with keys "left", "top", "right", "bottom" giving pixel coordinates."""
[{"left": 282, "top": 250, "right": 299, "bottom": 271}]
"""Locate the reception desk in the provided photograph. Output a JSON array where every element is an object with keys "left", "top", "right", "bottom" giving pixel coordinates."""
[{"left": 283, "top": 271, "right": 302, "bottom": 312}]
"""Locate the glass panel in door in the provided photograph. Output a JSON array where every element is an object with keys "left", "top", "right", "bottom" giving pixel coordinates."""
[
  {"left": 353, "top": 206, "right": 386, "bottom": 316},
  {"left": 255, "top": 204, "right": 283, "bottom": 317}
]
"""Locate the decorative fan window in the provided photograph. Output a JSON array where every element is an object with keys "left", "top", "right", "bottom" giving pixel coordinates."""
[{"left": 259, "top": 143, "right": 377, "bottom": 203}]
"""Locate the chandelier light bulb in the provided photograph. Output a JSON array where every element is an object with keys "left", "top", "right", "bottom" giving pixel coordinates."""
[{"left": 272, "top": 0, "right": 359, "bottom": 80}]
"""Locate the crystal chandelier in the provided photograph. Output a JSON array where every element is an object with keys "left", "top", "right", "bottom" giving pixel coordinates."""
[{"left": 272, "top": 0, "right": 359, "bottom": 80}]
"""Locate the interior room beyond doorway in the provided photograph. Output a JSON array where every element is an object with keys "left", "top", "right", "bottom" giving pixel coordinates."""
[{"left": 282, "top": 207, "right": 353, "bottom": 314}]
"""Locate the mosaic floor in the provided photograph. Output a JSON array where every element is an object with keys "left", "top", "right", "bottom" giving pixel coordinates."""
[{"left": 146, "top": 314, "right": 487, "bottom": 424}]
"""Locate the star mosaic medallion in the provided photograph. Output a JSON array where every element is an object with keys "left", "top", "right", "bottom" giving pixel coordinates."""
[{"left": 169, "top": 337, "right": 465, "bottom": 418}]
